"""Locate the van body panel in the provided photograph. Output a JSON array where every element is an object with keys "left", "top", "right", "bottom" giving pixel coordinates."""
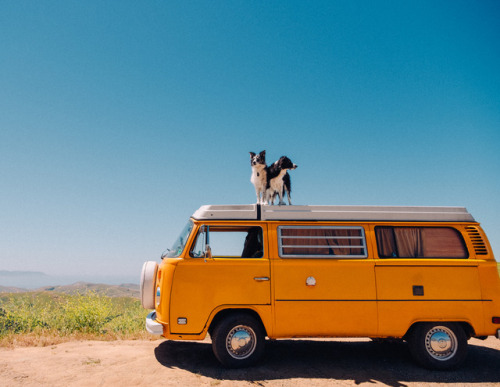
[
  {"left": 154, "top": 258, "right": 179, "bottom": 328},
  {"left": 477, "top": 261, "right": 500, "bottom": 336},
  {"left": 272, "top": 257, "right": 377, "bottom": 337},
  {"left": 375, "top": 263, "right": 482, "bottom": 300},
  {"left": 273, "top": 300, "right": 377, "bottom": 337},
  {"left": 374, "top": 258, "right": 485, "bottom": 337},
  {"left": 169, "top": 257, "right": 271, "bottom": 334},
  {"left": 376, "top": 300, "right": 483, "bottom": 337}
]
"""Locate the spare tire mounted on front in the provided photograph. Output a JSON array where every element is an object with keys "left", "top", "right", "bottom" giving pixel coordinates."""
[{"left": 140, "top": 261, "right": 158, "bottom": 309}]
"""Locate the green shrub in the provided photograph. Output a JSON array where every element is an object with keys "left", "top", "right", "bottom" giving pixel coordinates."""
[
  {"left": 60, "top": 292, "right": 113, "bottom": 334},
  {"left": 0, "top": 291, "right": 149, "bottom": 339}
]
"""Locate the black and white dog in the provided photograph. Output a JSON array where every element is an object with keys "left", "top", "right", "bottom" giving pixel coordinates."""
[
  {"left": 249, "top": 151, "right": 268, "bottom": 204},
  {"left": 265, "top": 156, "right": 297, "bottom": 205},
  {"left": 250, "top": 151, "right": 298, "bottom": 205}
]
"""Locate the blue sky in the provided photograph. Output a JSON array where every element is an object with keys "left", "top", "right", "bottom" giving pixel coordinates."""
[{"left": 1, "top": 1, "right": 499, "bottom": 284}]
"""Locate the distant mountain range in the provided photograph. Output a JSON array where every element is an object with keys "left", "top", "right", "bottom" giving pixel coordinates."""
[
  {"left": 0, "top": 270, "right": 139, "bottom": 291},
  {"left": 0, "top": 281, "right": 140, "bottom": 298},
  {"left": 0, "top": 270, "right": 49, "bottom": 276}
]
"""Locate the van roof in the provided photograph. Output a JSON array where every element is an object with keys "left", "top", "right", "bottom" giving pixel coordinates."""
[{"left": 192, "top": 204, "right": 475, "bottom": 222}]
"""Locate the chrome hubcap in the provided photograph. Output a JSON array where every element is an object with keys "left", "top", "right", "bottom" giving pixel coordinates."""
[
  {"left": 226, "top": 325, "right": 256, "bottom": 359},
  {"left": 425, "top": 326, "right": 457, "bottom": 361}
]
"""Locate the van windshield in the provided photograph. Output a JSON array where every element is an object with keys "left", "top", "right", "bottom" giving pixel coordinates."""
[{"left": 165, "top": 220, "right": 194, "bottom": 258}]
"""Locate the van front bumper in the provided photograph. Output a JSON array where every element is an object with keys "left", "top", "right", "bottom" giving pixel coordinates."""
[
  {"left": 146, "top": 311, "right": 164, "bottom": 335},
  {"left": 497, "top": 329, "right": 500, "bottom": 339}
]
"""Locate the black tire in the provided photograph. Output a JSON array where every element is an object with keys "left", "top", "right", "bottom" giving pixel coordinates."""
[
  {"left": 211, "top": 313, "right": 265, "bottom": 368},
  {"left": 408, "top": 322, "right": 468, "bottom": 370}
]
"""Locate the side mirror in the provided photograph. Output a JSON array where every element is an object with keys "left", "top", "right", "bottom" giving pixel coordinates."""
[
  {"left": 202, "top": 225, "right": 212, "bottom": 262},
  {"left": 160, "top": 249, "right": 170, "bottom": 260},
  {"left": 204, "top": 245, "right": 212, "bottom": 262}
]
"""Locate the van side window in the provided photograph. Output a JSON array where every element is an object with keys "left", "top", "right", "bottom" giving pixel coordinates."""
[
  {"left": 278, "top": 226, "right": 367, "bottom": 258},
  {"left": 375, "top": 226, "right": 468, "bottom": 258},
  {"left": 190, "top": 226, "right": 264, "bottom": 258}
]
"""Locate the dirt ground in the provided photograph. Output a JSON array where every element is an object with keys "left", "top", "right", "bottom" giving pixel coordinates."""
[{"left": 1, "top": 336, "right": 500, "bottom": 387}]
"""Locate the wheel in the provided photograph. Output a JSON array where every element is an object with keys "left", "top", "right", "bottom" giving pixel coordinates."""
[
  {"left": 408, "top": 322, "right": 468, "bottom": 370},
  {"left": 211, "top": 313, "right": 265, "bottom": 368},
  {"left": 140, "top": 261, "right": 158, "bottom": 309}
]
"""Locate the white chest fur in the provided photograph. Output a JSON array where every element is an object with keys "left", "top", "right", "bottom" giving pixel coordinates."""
[{"left": 251, "top": 165, "right": 267, "bottom": 189}]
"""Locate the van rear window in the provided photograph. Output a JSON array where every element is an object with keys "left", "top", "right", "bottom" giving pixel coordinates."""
[
  {"left": 375, "top": 226, "right": 468, "bottom": 259},
  {"left": 278, "top": 226, "right": 367, "bottom": 258}
]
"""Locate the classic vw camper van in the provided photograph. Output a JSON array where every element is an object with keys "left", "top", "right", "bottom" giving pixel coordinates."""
[{"left": 140, "top": 204, "right": 500, "bottom": 369}]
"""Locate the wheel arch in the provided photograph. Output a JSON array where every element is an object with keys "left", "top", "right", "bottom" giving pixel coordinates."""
[
  {"left": 404, "top": 320, "right": 475, "bottom": 341},
  {"left": 207, "top": 307, "right": 268, "bottom": 338}
]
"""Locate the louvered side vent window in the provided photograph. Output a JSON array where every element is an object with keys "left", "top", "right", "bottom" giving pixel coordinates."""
[
  {"left": 278, "top": 226, "right": 367, "bottom": 258},
  {"left": 465, "top": 226, "right": 488, "bottom": 255}
]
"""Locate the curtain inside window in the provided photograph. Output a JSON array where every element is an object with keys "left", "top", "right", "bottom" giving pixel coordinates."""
[
  {"left": 375, "top": 227, "right": 397, "bottom": 258},
  {"left": 394, "top": 227, "right": 423, "bottom": 258},
  {"left": 375, "top": 227, "right": 467, "bottom": 259}
]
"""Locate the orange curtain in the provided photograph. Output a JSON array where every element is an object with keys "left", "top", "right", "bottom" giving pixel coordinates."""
[
  {"left": 394, "top": 228, "right": 423, "bottom": 258},
  {"left": 375, "top": 227, "right": 397, "bottom": 258}
]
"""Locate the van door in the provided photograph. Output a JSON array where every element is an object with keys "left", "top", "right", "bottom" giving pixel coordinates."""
[
  {"left": 272, "top": 224, "right": 378, "bottom": 337},
  {"left": 169, "top": 224, "right": 271, "bottom": 335}
]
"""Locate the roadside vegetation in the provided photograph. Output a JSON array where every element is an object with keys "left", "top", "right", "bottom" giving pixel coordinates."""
[{"left": 0, "top": 291, "right": 153, "bottom": 347}]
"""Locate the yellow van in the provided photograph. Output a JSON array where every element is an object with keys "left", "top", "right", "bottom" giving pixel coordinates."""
[{"left": 140, "top": 204, "right": 500, "bottom": 369}]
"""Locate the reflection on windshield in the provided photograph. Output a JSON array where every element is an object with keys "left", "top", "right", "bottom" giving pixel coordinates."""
[{"left": 166, "top": 220, "right": 194, "bottom": 258}]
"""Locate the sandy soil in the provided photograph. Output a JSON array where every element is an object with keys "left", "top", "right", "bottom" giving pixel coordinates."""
[{"left": 1, "top": 336, "right": 500, "bottom": 386}]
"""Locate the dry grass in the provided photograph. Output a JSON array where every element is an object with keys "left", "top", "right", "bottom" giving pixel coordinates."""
[
  {"left": 0, "top": 330, "right": 158, "bottom": 349},
  {"left": 0, "top": 291, "right": 154, "bottom": 348}
]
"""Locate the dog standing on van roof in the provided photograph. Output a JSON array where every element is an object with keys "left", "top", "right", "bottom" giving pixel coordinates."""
[
  {"left": 266, "top": 156, "right": 297, "bottom": 205},
  {"left": 249, "top": 151, "right": 268, "bottom": 204}
]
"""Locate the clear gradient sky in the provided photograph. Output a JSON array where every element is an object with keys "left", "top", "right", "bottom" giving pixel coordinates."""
[{"left": 1, "top": 1, "right": 499, "bottom": 284}]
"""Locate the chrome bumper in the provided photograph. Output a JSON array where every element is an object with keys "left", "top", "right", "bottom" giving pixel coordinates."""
[
  {"left": 497, "top": 329, "right": 500, "bottom": 340},
  {"left": 146, "top": 311, "right": 164, "bottom": 335}
]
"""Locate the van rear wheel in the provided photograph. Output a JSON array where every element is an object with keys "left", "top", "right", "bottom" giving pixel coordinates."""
[
  {"left": 211, "top": 313, "right": 265, "bottom": 368},
  {"left": 408, "top": 322, "right": 468, "bottom": 370}
]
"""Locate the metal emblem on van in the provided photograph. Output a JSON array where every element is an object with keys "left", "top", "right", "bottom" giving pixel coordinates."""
[{"left": 306, "top": 276, "right": 316, "bottom": 287}]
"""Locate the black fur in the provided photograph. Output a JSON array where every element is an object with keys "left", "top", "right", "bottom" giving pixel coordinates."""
[{"left": 266, "top": 156, "right": 297, "bottom": 205}]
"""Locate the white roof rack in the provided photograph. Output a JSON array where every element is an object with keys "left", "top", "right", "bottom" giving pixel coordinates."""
[{"left": 192, "top": 204, "right": 475, "bottom": 222}]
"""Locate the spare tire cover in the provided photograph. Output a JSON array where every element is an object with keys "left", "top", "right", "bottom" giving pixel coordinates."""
[{"left": 140, "top": 261, "right": 158, "bottom": 309}]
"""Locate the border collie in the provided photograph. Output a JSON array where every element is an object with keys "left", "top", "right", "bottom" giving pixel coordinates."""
[
  {"left": 266, "top": 156, "right": 297, "bottom": 205},
  {"left": 249, "top": 151, "right": 268, "bottom": 204}
]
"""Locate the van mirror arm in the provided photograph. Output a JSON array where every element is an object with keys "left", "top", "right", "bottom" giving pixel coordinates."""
[
  {"left": 203, "top": 225, "right": 212, "bottom": 262},
  {"left": 160, "top": 249, "right": 170, "bottom": 260},
  {"left": 204, "top": 245, "right": 212, "bottom": 262}
]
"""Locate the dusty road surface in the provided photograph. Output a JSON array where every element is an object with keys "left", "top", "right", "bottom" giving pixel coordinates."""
[{"left": 1, "top": 337, "right": 500, "bottom": 386}]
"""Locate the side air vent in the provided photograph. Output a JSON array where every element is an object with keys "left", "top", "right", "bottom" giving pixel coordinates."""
[{"left": 465, "top": 226, "right": 488, "bottom": 255}]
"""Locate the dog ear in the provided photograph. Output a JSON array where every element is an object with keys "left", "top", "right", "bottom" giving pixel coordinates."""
[
  {"left": 260, "top": 150, "right": 266, "bottom": 157},
  {"left": 250, "top": 152, "right": 256, "bottom": 157}
]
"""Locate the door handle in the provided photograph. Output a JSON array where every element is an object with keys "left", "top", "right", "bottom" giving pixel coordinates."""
[{"left": 254, "top": 277, "right": 270, "bottom": 282}]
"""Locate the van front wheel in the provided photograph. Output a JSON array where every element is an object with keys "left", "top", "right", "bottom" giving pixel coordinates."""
[
  {"left": 408, "top": 322, "right": 468, "bottom": 370},
  {"left": 211, "top": 314, "right": 265, "bottom": 368}
]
